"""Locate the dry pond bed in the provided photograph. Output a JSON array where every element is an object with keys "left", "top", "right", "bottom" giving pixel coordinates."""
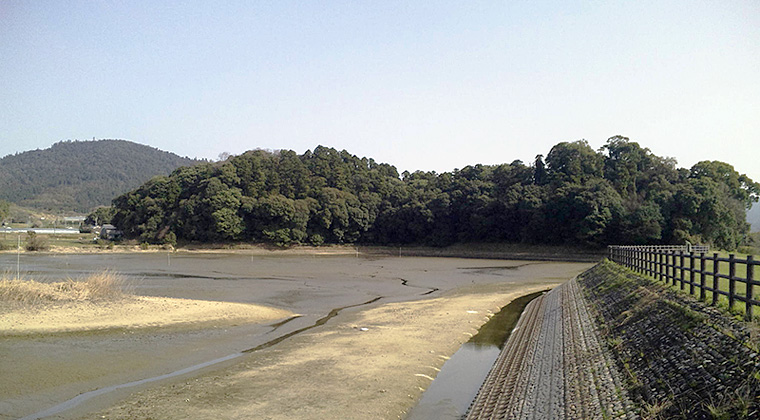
[{"left": 0, "top": 253, "right": 592, "bottom": 419}]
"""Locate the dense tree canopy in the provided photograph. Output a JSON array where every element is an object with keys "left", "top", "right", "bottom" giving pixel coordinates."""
[{"left": 109, "top": 139, "right": 760, "bottom": 250}]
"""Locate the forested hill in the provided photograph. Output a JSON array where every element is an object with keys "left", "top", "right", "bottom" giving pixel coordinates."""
[
  {"left": 111, "top": 137, "right": 760, "bottom": 250},
  {"left": 0, "top": 140, "right": 199, "bottom": 212}
]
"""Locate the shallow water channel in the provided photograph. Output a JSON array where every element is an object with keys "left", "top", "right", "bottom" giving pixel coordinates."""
[{"left": 405, "top": 291, "right": 545, "bottom": 420}]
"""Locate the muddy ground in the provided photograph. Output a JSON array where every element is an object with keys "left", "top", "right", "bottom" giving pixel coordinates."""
[{"left": 0, "top": 252, "right": 592, "bottom": 419}]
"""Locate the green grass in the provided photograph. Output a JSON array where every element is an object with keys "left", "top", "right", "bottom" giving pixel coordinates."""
[
  {"left": 0, "top": 232, "right": 101, "bottom": 250},
  {"left": 626, "top": 250, "right": 759, "bottom": 321}
]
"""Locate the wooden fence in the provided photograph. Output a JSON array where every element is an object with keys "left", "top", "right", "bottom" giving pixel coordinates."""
[{"left": 608, "top": 245, "right": 759, "bottom": 321}]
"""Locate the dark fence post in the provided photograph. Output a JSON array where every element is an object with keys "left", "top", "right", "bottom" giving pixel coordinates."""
[
  {"left": 636, "top": 248, "right": 641, "bottom": 273},
  {"left": 699, "top": 252, "right": 706, "bottom": 301},
  {"left": 642, "top": 248, "right": 647, "bottom": 274},
  {"left": 689, "top": 252, "right": 695, "bottom": 296},
  {"left": 640, "top": 248, "right": 645, "bottom": 274},
  {"left": 622, "top": 247, "right": 626, "bottom": 266},
  {"left": 633, "top": 248, "right": 638, "bottom": 272},
  {"left": 664, "top": 251, "right": 669, "bottom": 284},
  {"left": 728, "top": 254, "right": 736, "bottom": 312},
  {"left": 658, "top": 251, "right": 664, "bottom": 283},
  {"left": 747, "top": 255, "right": 755, "bottom": 321},
  {"left": 620, "top": 247, "right": 625, "bottom": 266},
  {"left": 629, "top": 248, "right": 633, "bottom": 268},
  {"left": 679, "top": 251, "right": 685, "bottom": 290},
  {"left": 712, "top": 253, "right": 720, "bottom": 306}
]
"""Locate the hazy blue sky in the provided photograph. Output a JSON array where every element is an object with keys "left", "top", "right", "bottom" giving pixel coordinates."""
[{"left": 2, "top": 1, "right": 759, "bottom": 181}]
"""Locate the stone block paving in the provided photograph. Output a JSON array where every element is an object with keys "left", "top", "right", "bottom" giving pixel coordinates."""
[{"left": 466, "top": 279, "right": 637, "bottom": 419}]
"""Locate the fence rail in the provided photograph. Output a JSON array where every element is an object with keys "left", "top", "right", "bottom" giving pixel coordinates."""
[
  {"left": 608, "top": 245, "right": 758, "bottom": 321},
  {"left": 609, "top": 244, "right": 710, "bottom": 253}
]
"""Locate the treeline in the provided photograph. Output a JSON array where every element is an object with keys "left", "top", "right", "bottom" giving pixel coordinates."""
[
  {"left": 110, "top": 137, "right": 759, "bottom": 250},
  {"left": 0, "top": 139, "right": 199, "bottom": 212}
]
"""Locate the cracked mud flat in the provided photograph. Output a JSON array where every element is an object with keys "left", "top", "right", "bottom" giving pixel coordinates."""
[{"left": 0, "top": 253, "right": 592, "bottom": 420}]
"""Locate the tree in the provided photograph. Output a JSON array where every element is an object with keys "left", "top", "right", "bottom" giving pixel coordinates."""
[
  {"left": 617, "top": 200, "right": 664, "bottom": 244},
  {"left": 690, "top": 161, "right": 760, "bottom": 209},
  {"left": 84, "top": 206, "right": 116, "bottom": 226},
  {"left": 106, "top": 139, "right": 755, "bottom": 250},
  {"left": 202, "top": 177, "right": 244, "bottom": 241},
  {"left": 0, "top": 200, "right": 9, "bottom": 224},
  {"left": 25, "top": 231, "right": 48, "bottom": 251},
  {"left": 545, "top": 140, "right": 604, "bottom": 185},
  {"left": 543, "top": 179, "right": 623, "bottom": 246},
  {"left": 533, "top": 155, "right": 548, "bottom": 186},
  {"left": 247, "top": 194, "right": 310, "bottom": 245},
  {"left": 601, "top": 136, "right": 651, "bottom": 197}
]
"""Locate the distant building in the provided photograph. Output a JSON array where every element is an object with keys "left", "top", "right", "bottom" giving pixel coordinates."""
[{"left": 100, "top": 224, "right": 123, "bottom": 240}]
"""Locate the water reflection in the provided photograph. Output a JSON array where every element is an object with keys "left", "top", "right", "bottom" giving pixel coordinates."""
[{"left": 405, "top": 291, "right": 545, "bottom": 420}]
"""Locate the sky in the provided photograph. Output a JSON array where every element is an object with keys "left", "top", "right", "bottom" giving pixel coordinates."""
[{"left": 2, "top": 1, "right": 759, "bottom": 182}]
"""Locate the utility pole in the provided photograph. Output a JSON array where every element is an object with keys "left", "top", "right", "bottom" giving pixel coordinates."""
[{"left": 16, "top": 234, "right": 20, "bottom": 280}]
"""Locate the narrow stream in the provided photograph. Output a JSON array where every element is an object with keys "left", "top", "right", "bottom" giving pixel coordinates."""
[{"left": 405, "top": 291, "right": 546, "bottom": 420}]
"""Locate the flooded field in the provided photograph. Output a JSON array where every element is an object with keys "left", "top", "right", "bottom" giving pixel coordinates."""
[{"left": 0, "top": 252, "right": 593, "bottom": 419}]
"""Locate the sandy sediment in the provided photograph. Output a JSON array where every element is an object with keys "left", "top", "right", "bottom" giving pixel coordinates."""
[
  {"left": 86, "top": 283, "right": 560, "bottom": 420},
  {"left": 0, "top": 297, "right": 293, "bottom": 336}
]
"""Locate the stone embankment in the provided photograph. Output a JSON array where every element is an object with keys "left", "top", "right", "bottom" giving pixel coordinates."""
[
  {"left": 580, "top": 261, "right": 760, "bottom": 419},
  {"left": 467, "top": 260, "right": 760, "bottom": 419}
]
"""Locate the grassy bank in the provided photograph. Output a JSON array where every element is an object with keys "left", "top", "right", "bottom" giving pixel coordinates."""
[
  {"left": 361, "top": 242, "right": 605, "bottom": 262},
  {"left": 629, "top": 250, "right": 760, "bottom": 319},
  {"left": 0, "top": 232, "right": 101, "bottom": 251},
  {"left": 0, "top": 234, "right": 605, "bottom": 262},
  {"left": 0, "top": 271, "right": 129, "bottom": 306},
  {"left": 579, "top": 261, "right": 760, "bottom": 419}
]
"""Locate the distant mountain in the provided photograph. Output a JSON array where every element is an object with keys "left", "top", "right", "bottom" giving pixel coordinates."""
[
  {"left": 749, "top": 203, "right": 760, "bottom": 232},
  {"left": 0, "top": 140, "right": 199, "bottom": 213}
]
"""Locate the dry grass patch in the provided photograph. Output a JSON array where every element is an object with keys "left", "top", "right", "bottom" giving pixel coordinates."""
[{"left": 0, "top": 270, "right": 129, "bottom": 306}]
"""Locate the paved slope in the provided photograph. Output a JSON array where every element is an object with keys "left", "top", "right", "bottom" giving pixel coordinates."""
[{"left": 467, "top": 279, "right": 635, "bottom": 419}]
